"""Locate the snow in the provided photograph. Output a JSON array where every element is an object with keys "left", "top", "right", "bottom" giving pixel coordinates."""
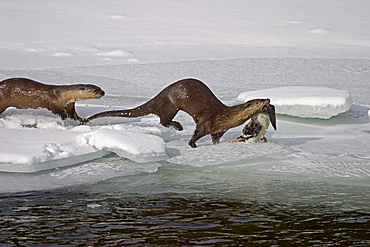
[
  {"left": 0, "top": 0, "right": 370, "bottom": 193},
  {"left": 79, "top": 125, "right": 168, "bottom": 163},
  {"left": 0, "top": 113, "right": 168, "bottom": 172},
  {"left": 238, "top": 86, "right": 353, "bottom": 119},
  {"left": 2, "top": 0, "right": 370, "bottom": 70}
]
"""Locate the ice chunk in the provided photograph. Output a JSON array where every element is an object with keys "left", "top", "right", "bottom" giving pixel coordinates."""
[
  {"left": 0, "top": 127, "right": 109, "bottom": 173},
  {"left": 0, "top": 150, "right": 110, "bottom": 173},
  {"left": 238, "top": 86, "right": 352, "bottom": 119},
  {"left": 79, "top": 125, "right": 168, "bottom": 163},
  {"left": 0, "top": 114, "right": 168, "bottom": 173}
]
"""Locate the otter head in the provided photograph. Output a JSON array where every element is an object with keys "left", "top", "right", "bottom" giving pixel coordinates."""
[
  {"left": 77, "top": 84, "right": 105, "bottom": 99},
  {"left": 224, "top": 98, "right": 271, "bottom": 130},
  {"left": 66, "top": 84, "right": 105, "bottom": 101},
  {"left": 244, "top": 99, "right": 277, "bottom": 131},
  {"left": 242, "top": 98, "right": 270, "bottom": 116}
]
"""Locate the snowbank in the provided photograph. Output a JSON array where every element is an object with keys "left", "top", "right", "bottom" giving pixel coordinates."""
[
  {"left": 0, "top": 115, "right": 168, "bottom": 172},
  {"left": 0, "top": 126, "right": 106, "bottom": 173},
  {"left": 238, "top": 86, "right": 352, "bottom": 119},
  {"left": 78, "top": 125, "right": 168, "bottom": 163}
]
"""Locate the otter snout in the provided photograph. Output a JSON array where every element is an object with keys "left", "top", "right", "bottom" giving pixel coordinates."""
[
  {"left": 92, "top": 87, "right": 105, "bottom": 98},
  {"left": 98, "top": 90, "right": 105, "bottom": 97}
]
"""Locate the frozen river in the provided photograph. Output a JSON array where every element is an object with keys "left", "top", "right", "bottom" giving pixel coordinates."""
[
  {"left": 1, "top": 0, "right": 370, "bottom": 245},
  {"left": 1, "top": 58, "right": 370, "bottom": 245}
]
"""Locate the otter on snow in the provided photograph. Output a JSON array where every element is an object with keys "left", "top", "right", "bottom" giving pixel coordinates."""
[
  {"left": 0, "top": 77, "right": 105, "bottom": 123},
  {"left": 86, "top": 78, "right": 271, "bottom": 148}
]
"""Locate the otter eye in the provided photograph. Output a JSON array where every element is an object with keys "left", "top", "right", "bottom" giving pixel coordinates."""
[{"left": 80, "top": 87, "right": 86, "bottom": 91}]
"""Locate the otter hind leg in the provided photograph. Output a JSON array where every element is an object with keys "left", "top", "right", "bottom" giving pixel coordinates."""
[
  {"left": 168, "top": 121, "right": 183, "bottom": 131},
  {"left": 211, "top": 131, "right": 225, "bottom": 144},
  {"left": 159, "top": 110, "right": 183, "bottom": 131},
  {"left": 160, "top": 120, "right": 183, "bottom": 131}
]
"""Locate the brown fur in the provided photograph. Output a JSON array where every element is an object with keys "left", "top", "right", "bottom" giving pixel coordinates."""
[
  {"left": 87, "top": 78, "right": 270, "bottom": 147},
  {"left": 0, "top": 78, "right": 105, "bottom": 123}
]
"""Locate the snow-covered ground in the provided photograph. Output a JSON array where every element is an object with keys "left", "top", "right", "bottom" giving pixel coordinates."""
[{"left": 1, "top": 0, "right": 370, "bottom": 195}]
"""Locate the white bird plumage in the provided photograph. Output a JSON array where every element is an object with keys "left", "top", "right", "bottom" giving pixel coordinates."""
[{"left": 231, "top": 103, "right": 277, "bottom": 143}]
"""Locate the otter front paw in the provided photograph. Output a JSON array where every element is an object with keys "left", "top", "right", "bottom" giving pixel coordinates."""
[{"left": 188, "top": 140, "right": 197, "bottom": 148}]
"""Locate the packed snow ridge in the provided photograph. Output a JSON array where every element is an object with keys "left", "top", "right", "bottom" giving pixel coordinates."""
[
  {"left": 238, "top": 86, "right": 352, "bottom": 119},
  {"left": 0, "top": 113, "right": 168, "bottom": 173},
  {"left": 78, "top": 125, "right": 168, "bottom": 163}
]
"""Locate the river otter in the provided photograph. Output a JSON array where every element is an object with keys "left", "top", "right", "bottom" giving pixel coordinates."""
[
  {"left": 0, "top": 77, "right": 105, "bottom": 123},
  {"left": 230, "top": 103, "right": 276, "bottom": 143},
  {"left": 87, "top": 78, "right": 270, "bottom": 148}
]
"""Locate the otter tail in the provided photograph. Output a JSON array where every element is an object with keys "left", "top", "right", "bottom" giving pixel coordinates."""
[{"left": 87, "top": 104, "right": 152, "bottom": 121}]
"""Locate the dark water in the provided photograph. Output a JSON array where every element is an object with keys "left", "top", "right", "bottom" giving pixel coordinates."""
[{"left": 1, "top": 168, "right": 370, "bottom": 247}]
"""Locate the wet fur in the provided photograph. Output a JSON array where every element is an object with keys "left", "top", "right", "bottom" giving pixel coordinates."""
[
  {"left": 0, "top": 78, "right": 105, "bottom": 123},
  {"left": 87, "top": 78, "right": 270, "bottom": 147}
]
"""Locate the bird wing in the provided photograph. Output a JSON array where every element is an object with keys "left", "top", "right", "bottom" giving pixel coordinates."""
[{"left": 267, "top": 104, "right": 277, "bottom": 130}]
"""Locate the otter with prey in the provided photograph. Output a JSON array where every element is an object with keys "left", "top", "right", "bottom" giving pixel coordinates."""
[{"left": 87, "top": 78, "right": 271, "bottom": 148}]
